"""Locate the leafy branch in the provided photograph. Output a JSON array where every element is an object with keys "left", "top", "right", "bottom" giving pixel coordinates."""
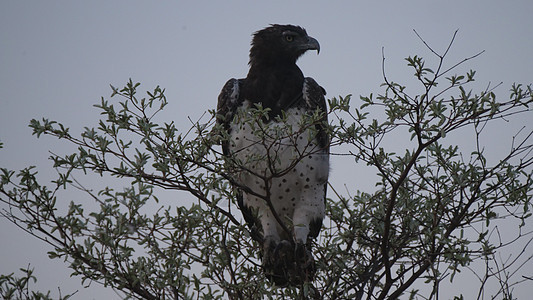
[{"left": 1, "top": 33, "right": 532, "bottom": 299}]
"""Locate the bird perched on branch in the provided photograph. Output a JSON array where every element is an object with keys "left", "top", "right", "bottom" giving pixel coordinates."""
[{"left": 217, "top": 24, "right": 329, "bottom": 286}]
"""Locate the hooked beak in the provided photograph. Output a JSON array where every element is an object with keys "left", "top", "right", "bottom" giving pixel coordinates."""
[{"left": 303, "top": 36, "right": 320, "bottom": 54}]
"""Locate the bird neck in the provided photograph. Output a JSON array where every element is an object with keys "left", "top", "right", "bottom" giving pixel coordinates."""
[
  {"left": 243, "top": 63, "right": 305, "bottom": 118},
  {"left": 246, "top": 62, "right": 303, "bottom": 82}
]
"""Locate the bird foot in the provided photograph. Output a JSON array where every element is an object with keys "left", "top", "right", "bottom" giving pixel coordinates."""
[
  {"left": 291, "top": 242, "right": 316, "bottom": 284},
  {"left": 263, "top": 239, "right": 316, "bottom": 286}
]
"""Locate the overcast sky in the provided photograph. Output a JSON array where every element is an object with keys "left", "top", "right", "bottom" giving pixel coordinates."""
[{"left": 1, "top": 1, "right": 532, "bottom": 299}]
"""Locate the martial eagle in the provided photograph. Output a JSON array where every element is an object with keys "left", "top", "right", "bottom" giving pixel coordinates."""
[{"left": 217, "top": 24, "right": 329, "bottom": 286}]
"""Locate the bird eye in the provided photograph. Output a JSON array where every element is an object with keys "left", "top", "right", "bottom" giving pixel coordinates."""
[{"left": 285, "top": 35, "right": 294, "bottom": 42}]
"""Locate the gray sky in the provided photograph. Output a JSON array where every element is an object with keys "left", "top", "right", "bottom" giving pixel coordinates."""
[{"left": 1, "top": 1, "right": 532, "bottom": 299}]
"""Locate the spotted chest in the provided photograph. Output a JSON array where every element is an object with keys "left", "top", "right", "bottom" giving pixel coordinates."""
[{"left": 228, "top": 101, "right": 329, "bottom": 241}]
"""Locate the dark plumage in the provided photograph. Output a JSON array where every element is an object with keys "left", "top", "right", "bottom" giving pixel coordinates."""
[{"left": 217, "top": 24, "right": 329, "bottom": 286}]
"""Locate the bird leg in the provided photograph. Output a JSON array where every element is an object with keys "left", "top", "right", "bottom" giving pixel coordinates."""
[
  {"left": 294, "top": 241, "right": 316, "bottom": 283},
  {"left": 263, "top": 236, "right": 291, "bottom": 286}
]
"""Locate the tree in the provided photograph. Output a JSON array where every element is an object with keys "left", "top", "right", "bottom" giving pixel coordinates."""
[{"left": 1, "top": 34, "right": 532, "bottom": 299}]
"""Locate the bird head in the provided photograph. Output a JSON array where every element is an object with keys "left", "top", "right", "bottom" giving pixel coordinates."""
[{"left": 249, "top": 24, "right": 320, "bottom": 66}]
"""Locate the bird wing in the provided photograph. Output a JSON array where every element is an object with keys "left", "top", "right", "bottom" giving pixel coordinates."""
[
  {"left": 303, "top": 77, "right": 329, "bottom": 151},
  {"left": 217, "top": 78, "right": 243, "bottom": 156},
  {"left": 217, "top": 78, "right": 264, "bottom": 243}
]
